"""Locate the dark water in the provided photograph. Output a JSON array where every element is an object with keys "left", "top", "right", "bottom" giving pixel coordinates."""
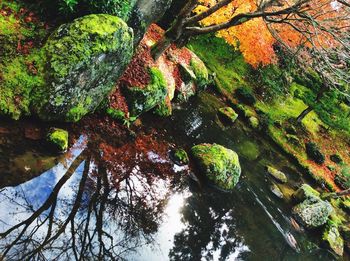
[{"left": 0, "top": 93, "right": 340, "bottom": 260}]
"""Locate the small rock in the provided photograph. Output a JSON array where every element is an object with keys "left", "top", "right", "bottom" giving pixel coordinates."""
[
  {"left": 323, "top": 223, "right": 344, "bottom": 256},
  {"left": 172, "top": 148, "right": 189, "bottom": 166},
  {"left": 292, "top": 198, "right": 333, "bottom": 229},
  {"left": 46, "top": 128, "right": 69, "bottom": 153},
  {"left": 266, "top": 166, "right": 288, "bottom": 183},
  {"left": 218, "top": 107, "right": 238, "bottom": 123},
  {"left": 191, "top": 143, "right": 241, "bottom": 190},
  {"left": 293, "top": 184, "right": 320, "bottom": 203}
]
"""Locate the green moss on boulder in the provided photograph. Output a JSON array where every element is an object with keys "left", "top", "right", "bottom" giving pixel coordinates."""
[
  {"left": 47, "top": 128, "right": 69, "bottom": 152},
  {"left": 218, "top": 107, "right": 238, "bottom": 123},
  {"left": 191, "top": 143, "right": 241, "bottom": 190},
  {"left": 34, "top": 14, "right": 134, "bottom": 122}
]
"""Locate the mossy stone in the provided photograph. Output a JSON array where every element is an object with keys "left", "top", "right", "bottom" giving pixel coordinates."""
[
  {"left": 33, "top": 14, "right": 134, "bottom": 122},
  {"left": 248, "top": 116, "right": 259, "bottom": 129},
  {"left": 270, "top": 183, "right": 284, "bottom": 199},
  {"left": 293, "top": 184, "right": 320, "bottom": 203},
  {"left": 124, "top": 67, "right": 168, "bottom": 117},
  {"left": 47, "top": 128, "right": 69, "bottom": 152},
  {"left": 218, "top": 107, "right": 238, "bottom": 123},
  {"left": 191, "top": 143, "right": 241, "bottom": 190},
  {"left": 172, "top": 149, "right": 189, "bottom": 166},
  {"left": 189, "top": 54, "right": 209, "bottom": 89},
  {"left": 266, "top": 166, "right": 288, "bottom": 183},
  {"left": 292, "top": 197, "right": 333, "bottom": 229}
]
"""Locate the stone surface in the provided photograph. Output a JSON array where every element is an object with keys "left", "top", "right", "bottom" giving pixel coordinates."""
[
  {"left": 34, "top": 14, "right": 134, "bottom": 122},
  {"left": 172, "top": 148, "right": 189, "bottom": 166},
  {"left": 191, "top": 143, "right": 241, "bottom": 190}
]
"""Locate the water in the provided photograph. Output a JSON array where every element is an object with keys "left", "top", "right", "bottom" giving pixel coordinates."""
[{"left": 0, "top": 93, "right": 340, "bottom": 260}]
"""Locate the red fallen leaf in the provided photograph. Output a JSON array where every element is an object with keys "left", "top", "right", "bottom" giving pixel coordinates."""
[{"left": 26, "top": 61, "right": 38, "bottom": 75}]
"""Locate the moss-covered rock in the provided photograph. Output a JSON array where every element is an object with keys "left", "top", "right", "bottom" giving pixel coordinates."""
[
  {"left": 33, "top": 14, "right": 134, "bottom": 122},
  {"left": 266, "top": 166, "right": 288, "bottom": 183},
  {"left": 293, "top": 184, "right": 320, "bottom": 203},
  {"left": 46, "top": 128, "right": 69, "bottom": 152},
  {"left": 323, "top": 222, "right": 344, "bottom": 256},
  {"left": 124, "top": 67, "right": 168, "bottom": 116},
  {"left": 172, "top": 148, "right": 189, "bottom": 166},
  {"left": 270, "top": 183, "right": 284, "bottom": 199},
  {"left": 292, "top": 197, "right": 333, "bottom": 229},
  {"left": 305, "top": 142, "right": 325, "bottom": 165},
  {"left": 191, "top": 143, "right": 241, "bottom": 190},
  {"left": 218, "top": 107, "right": 238, "bottom": 123}
]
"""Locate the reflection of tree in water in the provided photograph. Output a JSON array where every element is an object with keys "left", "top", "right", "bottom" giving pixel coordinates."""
[
  {"left": 169, "top": 187, "right": 249, "bottom": 261},
  {"left": 0, "top": 132, "right": 183, "bottom": 260}
]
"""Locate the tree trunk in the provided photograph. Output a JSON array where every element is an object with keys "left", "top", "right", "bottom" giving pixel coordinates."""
[{"left": 296, "top": 106, "right": 313, "bottom": 123}]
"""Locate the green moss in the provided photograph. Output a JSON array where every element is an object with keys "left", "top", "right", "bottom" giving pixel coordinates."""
[
  {"left": 44, "top": 14, "right": 131, "bottom": 80},
  {"left": 106, "top": 108, "right": 126, "bottom": 121},
  {"left": 266, "top": 166, "right": 288, "bottom": 183},
  {"left": 191, "top": 143, "right": 241, "bottom": 190},
  {"left": 47, "top": 128, "right": 69, "bottom": 152},
  {"left": 153, "top": 100, "right": 172, "bottom": 117},
  {"left": 187, "top": 34, "right": 251, "bottom": 94}
]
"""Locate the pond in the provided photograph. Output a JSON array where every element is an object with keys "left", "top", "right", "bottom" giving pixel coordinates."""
[{"left": 0, "top": 92, "right": 339, "bottom": 260}]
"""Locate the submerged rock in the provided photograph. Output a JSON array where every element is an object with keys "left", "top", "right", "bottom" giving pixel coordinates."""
[
  {"left": 218, "top": 107, "right": 238, "bottom": 123},
  {"left": 293, "top": 184, "right": 320, "bottom": 203},
  {"left": 292, "top": 198, "right": 333, "bottom": 229},
  {"left": 270, "top": 183, "right": 284, "bottom": 199},
  {"left": 34, "top": 14, "right": 134, "bottom": 122},
  {"left": 323, "top": 223, "right": 344, "bottom": 256},
  {"left": 266, "top": 166, "right": 288, "bottom": 183},
  {"left": 191, "top": 143, "right": 241, "bottom": 190},
  {"left": 46, "top": 128, "right": 69, "bottom": 152}
]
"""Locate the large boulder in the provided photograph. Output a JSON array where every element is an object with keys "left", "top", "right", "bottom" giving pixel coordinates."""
[
  {"left": 128, "top": 0, "right": 173, "bottom": 45},
  {"left": 191, "top": 143, "right": 241, "bottom": 190},
  {"left": 292, "top": 197, "right": 333, "bottom": 229},
  {"left": 33, "top": 14, "right": 134, "bottom": 122}
]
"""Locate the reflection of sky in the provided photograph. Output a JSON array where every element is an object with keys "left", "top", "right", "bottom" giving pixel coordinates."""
[{"left": 0, "top": 135, "right": 87, "bottom": 230}]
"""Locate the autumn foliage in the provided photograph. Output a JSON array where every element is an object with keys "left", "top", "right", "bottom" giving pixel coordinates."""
[{"left": 194, "top": 0, "right": 350, "bottom": 68}]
